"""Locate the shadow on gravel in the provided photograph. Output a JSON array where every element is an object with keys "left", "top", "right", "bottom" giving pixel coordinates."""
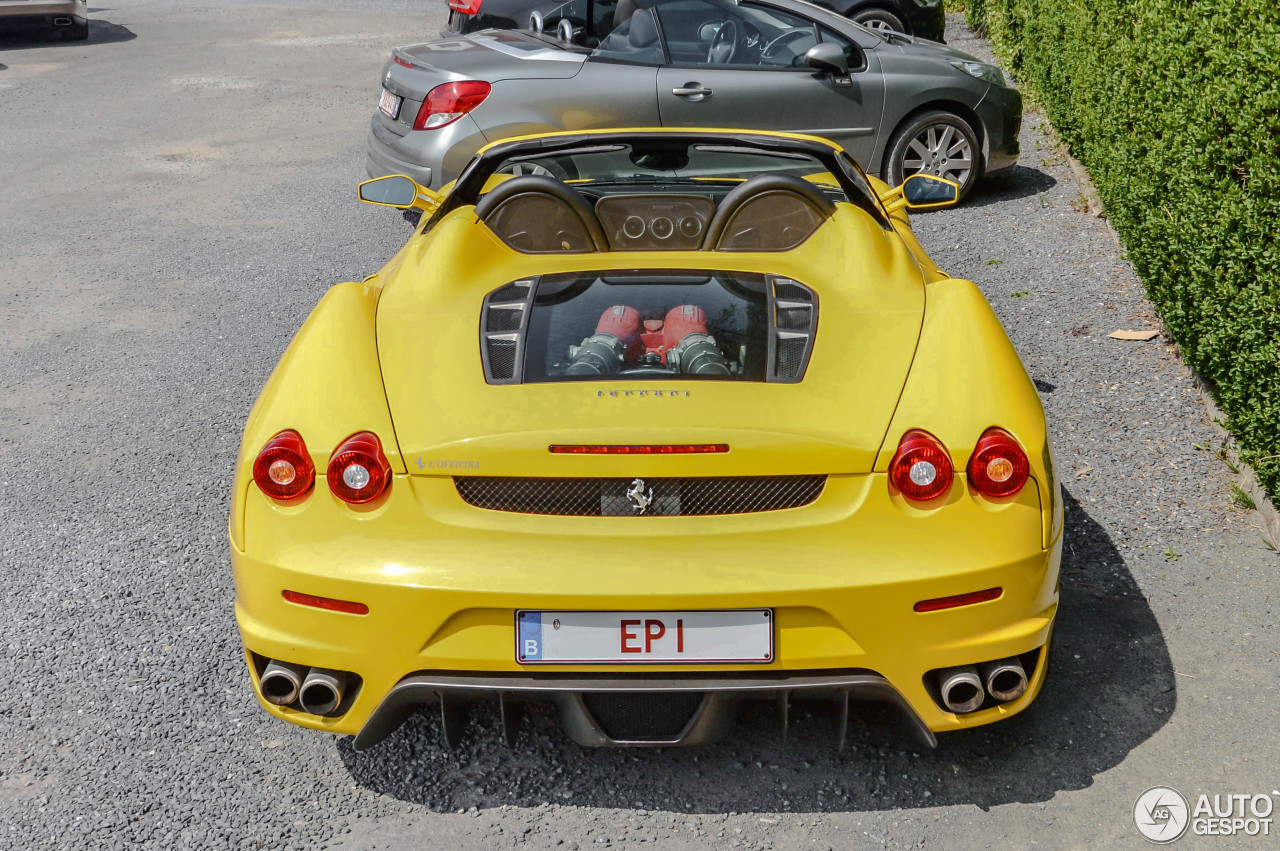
[
  {"left": 338, "top": 492, "right": 1173, "bottom": 814},
  {"left": 0, "top": 18, "right": 136, "bottom": 50},
  {"left": 964, "top": 164, "right": 1058, "bottom": 208}
]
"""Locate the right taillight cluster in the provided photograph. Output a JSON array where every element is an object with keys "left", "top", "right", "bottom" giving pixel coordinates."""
[
  {"left": 251, "top": 430, "right": 391, "bottom": 505},
  {"left": 889, "top": 427, "right": 1028, "bottom": 502},
  {"left": 413, "top": 81, "right": 491, "bottom": 131}
]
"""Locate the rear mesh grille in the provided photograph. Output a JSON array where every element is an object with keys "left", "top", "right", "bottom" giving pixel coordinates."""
[
  {"left": 582, "top": 692, "right": 705, "bottom": 741},
  {"left": 453, "top": 475, "right": 826, "bottom": 516}
]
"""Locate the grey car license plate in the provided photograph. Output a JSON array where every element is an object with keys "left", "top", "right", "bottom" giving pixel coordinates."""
[{"left": 379, "top": 88, "right": 402, "bottom": 120}]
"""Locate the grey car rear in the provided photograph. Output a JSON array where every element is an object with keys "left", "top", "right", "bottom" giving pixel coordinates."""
[{"left": 367, "top": 0, "right": 1020, "bottom": 198}]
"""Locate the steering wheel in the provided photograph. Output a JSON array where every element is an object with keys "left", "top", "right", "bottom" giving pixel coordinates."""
[
  {"left": 706, "top": 19, "right": 738, "bottom": 64},
  {"left": 760, "top": 28, "right": 814, "bottom": 61}
]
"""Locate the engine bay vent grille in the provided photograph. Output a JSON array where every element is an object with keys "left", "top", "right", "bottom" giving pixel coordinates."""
[
  {"left": 768, "top": 276, "right": 817, "bottom": 382},
  {"left": 480, "top": 278, "right": 536, "bottom": 384},
  {"left": 453, "top": 475, "right": 826, "bottom": 516}
]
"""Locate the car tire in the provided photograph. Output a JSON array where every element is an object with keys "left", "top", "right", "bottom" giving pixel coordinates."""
[
  {"left": 884, "top": 109, "right": 981, "bottom": 202},
  {"left": 851, "top": 7, "right": 906, "bottom": 34},
  {"left": 62, "top": 20, "right": 89, "bottom": 40}
]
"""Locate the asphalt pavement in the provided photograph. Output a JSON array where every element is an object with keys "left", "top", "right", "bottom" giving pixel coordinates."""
[{"left": 1, "top": 4, "right": 1277, "bottom": 849}]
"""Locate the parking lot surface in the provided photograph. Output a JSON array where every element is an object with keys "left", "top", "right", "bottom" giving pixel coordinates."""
[{"left": 1, "top": 4, "right": 1277, "bottom": 849}]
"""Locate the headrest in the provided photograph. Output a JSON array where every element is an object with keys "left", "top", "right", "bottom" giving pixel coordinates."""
[
  {"left": 629, "top": 8, "right": 660, "bottom": 47},
  {"left": 473, "top": 175, "right": 609, "bottom": 253},
  {"left": 613, "top": 0, "right": 639, "bottom": 29}
]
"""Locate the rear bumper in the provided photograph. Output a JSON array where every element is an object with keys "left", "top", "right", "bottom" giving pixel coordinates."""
[
  {"left": 0, "top": 2, "right": 86, "bottom": 28},
  {"left": 232, "top": 471, "right": 1061, "bottom": 746},
  {"left": 366, "top": 112, "right": 488, "bottom": 191}
]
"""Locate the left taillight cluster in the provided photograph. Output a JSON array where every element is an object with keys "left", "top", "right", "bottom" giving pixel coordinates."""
[
  {"left": 252, "top": 430, "right": 391, "bottom": 505},
  {"left": 888, "top": 427, "right": 1029, "bottom": 502}
]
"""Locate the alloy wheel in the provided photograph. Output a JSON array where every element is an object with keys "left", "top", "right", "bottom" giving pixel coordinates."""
[{"left": 901, "top": 123, "right": 973, "bottom": 187}]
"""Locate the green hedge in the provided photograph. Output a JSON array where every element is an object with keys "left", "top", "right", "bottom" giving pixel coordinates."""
[{"left": 967, "top": 0, "right": 1280, "bottom": 500}]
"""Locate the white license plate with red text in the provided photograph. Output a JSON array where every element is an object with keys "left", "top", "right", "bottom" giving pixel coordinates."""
[
  {"left": 516, "top": 610, "right": 773, "bottom": 664},
  {"left": 379, "top": 88, "right": 402, "bottom": 119}
]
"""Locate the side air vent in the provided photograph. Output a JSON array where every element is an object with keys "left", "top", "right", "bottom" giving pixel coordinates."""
[
  {"left": 767, "top": 276, "right": 817, "bottom": 382},
  {"left": 481, "top": 278, "right": 537, "bottom": 384}
]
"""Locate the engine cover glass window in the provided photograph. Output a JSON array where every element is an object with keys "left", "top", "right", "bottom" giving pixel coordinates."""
[{"left": 524, "top": 271, "right": 773, "bottom": 382}]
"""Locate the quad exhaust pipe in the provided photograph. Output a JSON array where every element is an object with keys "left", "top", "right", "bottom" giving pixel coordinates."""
[
  {"left": 937, "top": 657, "right": 1028, "bottom": 714},
  {"left": 980, "top": 657, "right": 1028, "bottom": 703},
  {"left": 259, "top": 660, "right": 308, "bottom": 706},
  {"left": 937, "top": 665, "right": 984, "bottom": 714},
  {"left": 299, "top": 668, "right": 351, "bottom": 717},
  {"left": 259, "top": 659, "right": 354, "bottom": 716}
]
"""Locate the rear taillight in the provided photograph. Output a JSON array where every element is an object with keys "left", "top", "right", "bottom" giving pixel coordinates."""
[
  {"left": 253, "top": 430, "right": 315, "bottom": 501},
  {"left": 448, "top": 0, "right": 483, "bottom": 12},
  {"left": 327, "top": 432, "right": 391, "bottom": 504},
  {"left": 888, "top": 429, "right": 954, "bottom": 501},
  {"left": 413, "top": 81, "right": 491, "bottom": 131},
  {"left": 967, "top": 428, "right": 1029, "bottom": 498}
]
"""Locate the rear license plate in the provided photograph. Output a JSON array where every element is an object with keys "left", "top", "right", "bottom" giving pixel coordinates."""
[
  {"left": 379, "top": 88, "right": 402, "bottom": 120},
  {"left": 516, "top": 609, "right": 773, "bottom": 664}
]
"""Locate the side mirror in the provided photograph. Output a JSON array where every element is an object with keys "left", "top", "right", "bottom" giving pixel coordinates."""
[
  {"left": 879, "top": 174, "right": 961, "bottom": 213},
  {"left": 803, "top": 43, "right": 849, "bottom": 76},
  {"left": 357, "top": 174, "right": 442, "bottom": 211}
]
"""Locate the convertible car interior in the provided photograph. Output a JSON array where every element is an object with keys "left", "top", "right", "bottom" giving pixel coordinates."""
[{"left": 549, "top": 0, "right": 844, "bottom": 69}]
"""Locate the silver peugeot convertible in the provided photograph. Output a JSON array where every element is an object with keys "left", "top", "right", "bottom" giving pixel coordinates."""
[{"left": 367, "top": 0, "right": 1020, "bottom": 199}]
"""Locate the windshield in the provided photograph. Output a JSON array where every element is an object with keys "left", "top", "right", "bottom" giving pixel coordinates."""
[{"left": 493, "top": 143, "right": 841, "bottom": 191}]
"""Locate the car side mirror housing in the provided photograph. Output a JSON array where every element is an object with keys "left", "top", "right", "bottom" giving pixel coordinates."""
[
  {"left": 879, "top": 174, "right": 961, "bottom": 213},
  {"left": 358, "top": 175, "right": 442, "bottom": 211},
  {"left": 805, "top": 42, "right": 865, "bottom": 75},
  {"left": 804, "top": 43, "right": 849, "bottom": 76}
]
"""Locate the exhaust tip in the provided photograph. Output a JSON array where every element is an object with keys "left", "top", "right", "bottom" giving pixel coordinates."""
[
  {"left": 259, "top": 660, "right": 307, "bottom": 706},
  {"left": 53, "top": 17, "right": 73, "bottom": 25},
  {"left": 937, "top": 665, "right": 984, "bottom": 714},
  {"left": 300, "top": 668, "right": 349, "bottom": 716},
  {"left": 981, "top": 658, "right": 1028, "bottom": 703}
]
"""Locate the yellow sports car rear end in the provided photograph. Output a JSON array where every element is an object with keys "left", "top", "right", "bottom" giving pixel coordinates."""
[{"left": 228, "top": 129, "right": 1062, "bottom": 749}]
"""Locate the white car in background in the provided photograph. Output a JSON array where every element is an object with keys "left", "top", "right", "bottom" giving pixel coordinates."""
[{"left": 0, "top": 0, "right": 89, "bottom": 40}]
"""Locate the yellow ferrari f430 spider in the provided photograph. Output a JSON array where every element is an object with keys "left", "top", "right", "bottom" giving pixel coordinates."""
[{"left": 229, "top": 128, "right": 1061, "bottom": 750}]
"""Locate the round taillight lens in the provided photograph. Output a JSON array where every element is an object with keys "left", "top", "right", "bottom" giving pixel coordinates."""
[
  {"left": 888, "top": 430, "right": 954, "bottom": 501},
  {"left": 327, "top": 432, "right": 391, "bottom": 504},
  {"left": 252, "top": 430, "right": 315, "bottom": 500},
  {"left": 967, "top": 428, "right": 1029, "bottom": 498}
]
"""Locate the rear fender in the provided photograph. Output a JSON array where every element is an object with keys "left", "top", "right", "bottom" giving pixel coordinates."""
[
  {"left": 228, "top": 281, "right": 402, "bottom": 549},
  {"left": 875, "top": 279, "right": 1060, "bottom": 548}
]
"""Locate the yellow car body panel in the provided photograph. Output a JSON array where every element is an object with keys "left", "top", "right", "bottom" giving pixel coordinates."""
[{"left": 229, "top": 128, "right": 1061, "bottom": 747}]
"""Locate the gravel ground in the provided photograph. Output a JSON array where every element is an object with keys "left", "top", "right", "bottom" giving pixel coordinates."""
[{"left": 1, "top": 5, "right": 1277, "bottom": 849}]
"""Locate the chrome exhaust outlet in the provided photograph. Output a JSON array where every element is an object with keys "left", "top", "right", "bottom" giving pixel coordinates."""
[
  {"left": 53, "top": 17, "right": 73, "bottom": 25},
  {"left": 259, "top": 660, "right": 308, "bottom": 706},
  {"left": 299, "top": 668, "right": 350, "bottom": 716},
  {"left": 980, "top": 657, "right": 1028, "bottom": 703},
  {"left": 937, "top": 665, "right": 984, "bottom": 714}
]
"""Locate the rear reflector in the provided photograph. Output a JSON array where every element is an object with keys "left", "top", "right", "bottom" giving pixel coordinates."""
[
  {"left": 549, "top": 444, "right": 730, "bottom": 454},
  {"left": 914, "top": 587, "right": 1002, "bottom": 613},
  {"left": 283, "top": 590, "right": 369, "bottom": 616}
]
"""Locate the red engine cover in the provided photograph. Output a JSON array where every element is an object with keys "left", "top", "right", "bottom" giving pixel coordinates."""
[
  {"left": 593, "top": 305, "right": 643, "bottom": 361},
  {"left": 662, "top": 304, "right": 709, "bottom": 350}
]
